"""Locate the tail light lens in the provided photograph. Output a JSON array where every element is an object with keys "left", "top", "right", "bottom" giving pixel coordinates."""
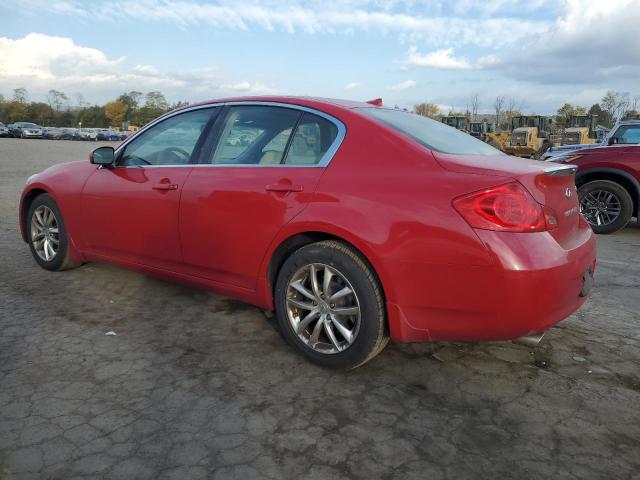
[{"left": 453, "top": 181, "right": 557, "bottom": 232}]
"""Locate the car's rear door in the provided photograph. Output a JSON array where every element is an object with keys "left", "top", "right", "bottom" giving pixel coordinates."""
[
  {"left": 179, "top": 104, "right": 344, "bottom": 289},
  {"left": 81, "top": 107, "right": 219, "bottom": 269}
]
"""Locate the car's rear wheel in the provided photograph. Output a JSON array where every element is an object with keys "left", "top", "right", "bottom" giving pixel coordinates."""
[
  {"left": 275, "top": 240, "right": 388, "bottom": 369},
  {"left": 27, "top": 194, "right": 80, "bottom": 271},
  {"left": 578, "top": 180, "right": 633, "bottom": 234}
]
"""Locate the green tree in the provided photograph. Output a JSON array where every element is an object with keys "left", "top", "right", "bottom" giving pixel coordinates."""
[
  {"left": 414, "top": 102, "right": 441, "bottom": 119},
  {"left": 144, "top": 91, "right": 168, "bottom": 110},
  {"left": 588, "top": 104, "right": 611, "bottom": 128},
  {"left": 118, "top": 91, "right": 143, "bottom": 123},
  {"left": 601, "top": 91, "right": 630, "bottom": 123},
  {"left": 13, "top": 88, "right": 28, "bottom": 103},
  {"left": 6, "top": 101, "right": 28, "bottom": 122},
  {"left": 28, "top": 102, "right": 53, "bottom": 126},
  {"left": 105, "top": 100, "right": 128, "bottom": 127},
  {"left": 78, "top": 105, "right": 107, "bottom": 128},
  {"left": 47, "top": 89, "right": 69, "bottom": 112}
]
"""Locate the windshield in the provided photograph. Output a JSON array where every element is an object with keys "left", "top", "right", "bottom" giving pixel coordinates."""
[{"left": 360, "top": 108, "right": 502, "bottom": 156}]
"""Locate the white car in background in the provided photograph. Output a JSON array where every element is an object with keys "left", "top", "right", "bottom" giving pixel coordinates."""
[
  {"left": 0, "top": 122, "right": 9, "bottom": 137},
  {"left": 79, "top": 128, "right": 98, "bottom": 141}
]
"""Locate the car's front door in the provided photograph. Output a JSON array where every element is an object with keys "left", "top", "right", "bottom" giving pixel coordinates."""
[
  {"left": 81, "top": 107, "right": 218, "bottom": 269},
  {"left": 179, "top": 104, "right": 343, "bottom": 289}
]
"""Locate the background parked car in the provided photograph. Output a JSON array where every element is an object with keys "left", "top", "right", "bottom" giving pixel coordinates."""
[
  {"left": 0, "top": 122, "right": 9, "bottom": 137},
  {"left": 97, "top": 129, "right": 122, "bottom": 141},
  {"left": 43, "top": 127, "right": 64, "bottom": 140},
  {"left": 79, "top": 128, "right": 98, "bottom": 141},
  {"left": 543, "top": 119, "right": 640, "bottom": 159},
  {"left": 547, "top": 144, "right": 640, "bottom": 234},
  {"left": 10, "top": 122, "right": 44, "bottom": 138},
  {"left": 43, "top": 127, "right": 78, "bottom": 140}
]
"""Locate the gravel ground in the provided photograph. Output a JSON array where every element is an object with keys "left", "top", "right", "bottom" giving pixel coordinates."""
[{"left": 1, "top": 138, "right": 639, "bottom": 480}]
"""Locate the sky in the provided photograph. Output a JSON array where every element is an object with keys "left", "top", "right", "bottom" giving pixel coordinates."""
[{"left": 0, "top": 0, "right": 639, "bottom": 114}]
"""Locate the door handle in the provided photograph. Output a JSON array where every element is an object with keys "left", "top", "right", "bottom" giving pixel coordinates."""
[
  {"left": 265, "top": 184, "right": 304, "bottom": 193},
  {"left": 152, "top": 183, "right": 178, "bottom": 191}
]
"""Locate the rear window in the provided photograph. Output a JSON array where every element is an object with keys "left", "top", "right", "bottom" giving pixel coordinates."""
[{"left": 359, "top": 108, "right": 502, "bottom": 156}]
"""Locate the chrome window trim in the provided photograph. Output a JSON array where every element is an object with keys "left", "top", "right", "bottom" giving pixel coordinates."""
[{"left": 113, "top": 101, "right": 346, "bottom": 169}]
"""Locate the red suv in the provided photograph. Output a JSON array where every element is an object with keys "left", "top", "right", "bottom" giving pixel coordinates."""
[
  {"left": 20, "top": 97, "right": 596, "bottom": 368},
  {"left": 548, "top": 145, "right": 640, "bottom": 234}
]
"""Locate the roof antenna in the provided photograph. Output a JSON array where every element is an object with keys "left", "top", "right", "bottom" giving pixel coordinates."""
[{"left": 366, "top": 98, "right": 383, "bottom": 106}]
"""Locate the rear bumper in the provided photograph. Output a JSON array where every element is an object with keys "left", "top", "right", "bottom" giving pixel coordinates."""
[{"left": 387, "top": 221, "right": 596, "bottom": 343}]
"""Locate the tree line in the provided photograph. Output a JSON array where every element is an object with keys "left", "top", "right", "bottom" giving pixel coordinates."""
[
  {"left": 414, "top": 90, "right": 640, "bottom": 130},
  {"left": 0, "top": 88, "right": 187, "bottom": 129}
]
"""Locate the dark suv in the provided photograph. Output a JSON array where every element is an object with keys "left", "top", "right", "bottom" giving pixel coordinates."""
[{"left": 548, "top": 145, "right": 640, "bottom": 234}]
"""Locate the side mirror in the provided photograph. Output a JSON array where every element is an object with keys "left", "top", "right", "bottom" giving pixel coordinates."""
[
  {"left": 608, "top": 137, "right": 618, "bottom": 146},
  {"left": 90, "top": 146, "right": 115, "bottom": 166}
]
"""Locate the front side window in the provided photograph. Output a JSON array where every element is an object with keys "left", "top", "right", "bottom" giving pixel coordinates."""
[
  {"left": 360, "top": 107, "right": 503, "bottom": 156},
  {"left": 119, "top": 108, "right": 216, "bottom": 166},
  {"left": 284, "top": 113, "right": 338, "bottom": 165},
  {"left": 211, "top": 106, "right": 300, "bottom": 165},
  {"left": 612, "top": 125, "right": 640, "bottom": 144}
]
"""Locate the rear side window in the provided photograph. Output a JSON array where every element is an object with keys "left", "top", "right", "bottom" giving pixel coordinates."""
[
  {"left": 210, "top": 106, "right": 300, "bottom": 165},
  {"left": 284, "top": 113, "right": 338, "bottom": 165},
  {"left": 359, "top": 108, "right": 502, "bottom": 156}
]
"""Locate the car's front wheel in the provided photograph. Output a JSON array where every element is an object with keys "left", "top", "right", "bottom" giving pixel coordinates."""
[
  {"left": 578, "top": 180, "right": 633, "bottom": 234},
  {"left": 275, "top": 240, "right": 388, "bottom": 369},
  {"left": 27, "top": 193, "right": 80, "bottom": 271}
]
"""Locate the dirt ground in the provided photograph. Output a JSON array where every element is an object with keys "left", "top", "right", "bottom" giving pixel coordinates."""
[{"left": 1, "top": 138, "right": 639, "bottom": 479}]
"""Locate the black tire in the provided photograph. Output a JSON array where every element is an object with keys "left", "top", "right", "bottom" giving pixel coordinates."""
[
  {"left": 274, "top": 240, "right": 388, "bottom": 369},
  {"left": 26, "top": 193, "right": 80, "bottom": 271},
  {"left": 578, "top": 180, "right": 633, "bottom": 234}
]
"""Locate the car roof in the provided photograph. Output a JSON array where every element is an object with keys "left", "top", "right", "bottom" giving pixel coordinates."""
[{"left": 177, "top": 95, "right": 376, "bottom": 114}]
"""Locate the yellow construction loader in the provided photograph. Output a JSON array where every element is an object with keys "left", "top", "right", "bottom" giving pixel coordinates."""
[
  {"left": 561, "top": 114, "right": 598, "bottom": 145},
  {"left": 468, "top": 121, "right": 495, "bottom": 141},
  {"left": 441, "top": 115, "right": 469, "bottom": 132},
  {"left": 503, "top": 115, "right": 554, "bottom": 158},
  {"left": 484, "top": 131, "right": 511, "bottom": 151}
]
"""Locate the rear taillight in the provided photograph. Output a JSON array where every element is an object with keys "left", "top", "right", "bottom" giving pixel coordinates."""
[{"left": 453, "top": 181, "right": 557, "bottom": 232}]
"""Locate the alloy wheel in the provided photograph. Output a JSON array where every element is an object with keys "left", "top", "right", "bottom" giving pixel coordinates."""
[
  {"left": 580, "top": 189, "right": 622, "bottom": 227},
  {"left": 30, "top": 205, "right": 59, "bottom": 262},
  {"left": 286, "top": 263, "right": 361, "bottom": 354}
]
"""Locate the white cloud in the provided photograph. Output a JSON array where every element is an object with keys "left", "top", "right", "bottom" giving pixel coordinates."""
[
  {"left": 493, "top": 0, "right": 640, "bottom": 84},
  {"left": 476, "top": 54, "right": 502, "bottom": 69},
  {"left": 404, "top": 47, "right": 472, "bottom": 70},
  {"left": 344, "top": 82, "right": 362, "bottom": 90},
  {"left": 388, "top": 80, "right": 417, "bottom": 91},
  {"left": 133, "top": 64, "right": 160, "bottom": 76},
  {"left": 0, "top": 32, "right": 123, "bottom": 82},
  {"left": 220, "top": 81, "right": 278, "bottom": 94},
  {"left": 10, "top": 0, "right": 550, "bottom": 49},
  {"left": 0, "top": 33, "right": 278, "bottom": 102}
]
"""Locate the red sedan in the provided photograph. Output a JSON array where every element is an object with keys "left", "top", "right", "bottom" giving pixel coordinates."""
[{"left": 19, "top": 97, "right": 596, "bottom": 368}]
